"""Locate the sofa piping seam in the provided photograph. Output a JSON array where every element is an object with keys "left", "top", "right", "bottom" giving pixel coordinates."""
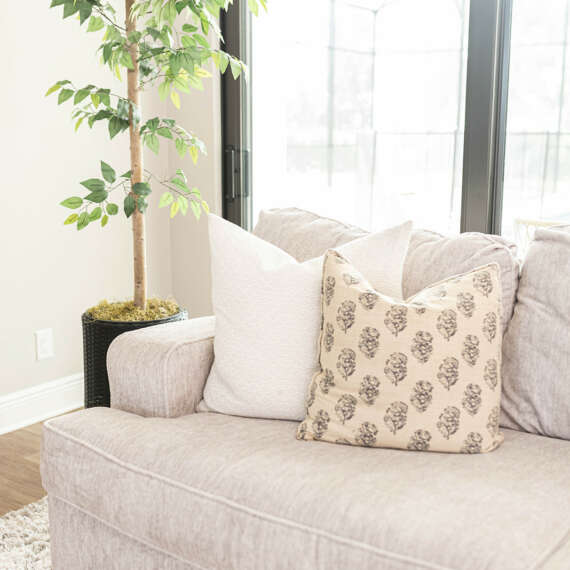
[
  {"left": 44, "top": 422, "right": 451, "bottom": 570},
  {"left": 51, "top": 494, "right": 204, "bottom": 570}
]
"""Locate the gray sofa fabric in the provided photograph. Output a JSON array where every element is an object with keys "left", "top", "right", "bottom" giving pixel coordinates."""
[
  {"left": 107, "top": 316, "right": 215, "bottom": 418},
  {"left": 42, "top": 408, "right": 570, "bottom": 570},
  {"left": 254, "top": 208, "right": 519, "bottom": 330},
  {"left": 501, "top": 227, "right": 570, "bottom": 439}
]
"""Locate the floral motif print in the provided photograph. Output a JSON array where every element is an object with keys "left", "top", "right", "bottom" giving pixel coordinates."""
[
  {"left": 323, "top": 323, "right": 335, "bottom": 352},
  {"left": 324, "top": 276, "right": 336, "bottom": 306},
  {"left": 487, "top": 406, "right": 500, "bottom": 437},
  {"left": 437, "top": 406, "right": 460, "bottom": 439},
  {"left": 343, "top": 273, "right": 360, "bottom": 286},
  {"left": 384, "top": 401, "right": 408, "bottom": 434},
  {"left": 359, "top": 375, "right": 380, "bottom": 405},
  {"left": 312, "top": 410, "right": 330, "bottom": 440},
  {"left": 306, "top": 381, "right": 317, "bottom": 411},
  {"left": 297, "top": 422, "right": 307, "bottom": 440},
  {"left": 462, "top": 334, "right": 480, "bottom": 366},
  {"left": 384, "top": 306, "right": 408, "bottom": 337},
  {"left": 358, "top": 290, "right": 379, "bottom": 310},
  {"left": 456, "top": 292, "right": 475, "bottom": 318},
  {"left": 411, "top": 331, "right": 434, "bottom": 363},
  {"left": 335, "top": 394, "right": 357, "bottom": 424},
  {"left": 437, "top": 357, "right": 459, "bottom": 390},
  {"left": 410, "top": 381, "right": 433, "bottom": 413},
  {"left": 337, "top": 300, "right": 356, "bottom": 333},
  {"left": 437, "top": 309, "right": 458, "bottom": 341},
  {"left": 355, "top": 422, "right": 378, "bottom": 447},
  {"left": 460, "top": 432, "right": 483, "bottom": 454},
  {"left": 483, "top": 359, "right": 498, "bottom": 390},
  {"left": 384, "top": 352, "right": 408, "bottom": 385},
  {"left": 407, "top": 429, "right": 432, "bottom": 451},
  {"left": 482, "top": 312, "right": 497, "bottom": 343},
  {"left": 473, "top": 271, "right": 493, "bottom": 297},
  {"left": 462, "top": 383, "right": 482, "bottom": 416},
  {"left": 336, "top": 348, "right": 356, "bottom": 381},
  {"left": 358, "top": 327, "right": 380, "bottom": 359},
  {"left": 319, "top": 369, "right": 335, "bottom": 394}
]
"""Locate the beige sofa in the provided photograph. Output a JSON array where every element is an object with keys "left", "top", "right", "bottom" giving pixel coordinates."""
[{"left": 41, "top": 209, "right": 570, "bottom": 569}]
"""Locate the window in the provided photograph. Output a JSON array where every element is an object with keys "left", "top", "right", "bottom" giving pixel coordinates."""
[
  {"left": 249, "top": 0, "right": 469, "bottom": 234},
  {"left": 223, "top": 0, "right": 569, "bottom": 251},
  {"left": 501, "top": 0, "right": 570, "bottom": 253}
]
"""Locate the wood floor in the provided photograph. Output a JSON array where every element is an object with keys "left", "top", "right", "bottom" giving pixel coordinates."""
[
  {"left": 0, "top": 412, "right": 79, "bottom": 516},
  {"left": 0, "top": 421, "right": 45, "bottom": 516}
]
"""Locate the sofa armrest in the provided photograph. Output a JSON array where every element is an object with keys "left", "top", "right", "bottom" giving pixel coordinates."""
[{"left": 107, "top": 316, "right": 215, "bottom": 418}]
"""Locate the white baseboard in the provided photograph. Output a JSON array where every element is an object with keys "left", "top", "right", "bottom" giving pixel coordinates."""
[{"left": 0, "top": 373, "right": 83, "bottom": 435}]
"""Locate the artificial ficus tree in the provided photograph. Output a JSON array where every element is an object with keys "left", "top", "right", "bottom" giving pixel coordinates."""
[{"left": 48, "top": 0, "right": 265, "bottom": 308}]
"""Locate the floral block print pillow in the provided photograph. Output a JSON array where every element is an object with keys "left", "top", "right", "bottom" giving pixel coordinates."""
[{"left": 298, "top": 250, "right": 504, "bottom": 454}]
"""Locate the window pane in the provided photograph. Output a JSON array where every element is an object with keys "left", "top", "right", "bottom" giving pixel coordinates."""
[
  {"left": 251, "top": 0, "right": 469, "bottom": 233},
  {"left": 501, "top": 0, "right": 570, "bottom": 253}
]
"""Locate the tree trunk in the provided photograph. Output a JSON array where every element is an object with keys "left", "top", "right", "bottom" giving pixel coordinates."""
[{"left": 126, "top": 0, "right": 147, "bottom": 309}]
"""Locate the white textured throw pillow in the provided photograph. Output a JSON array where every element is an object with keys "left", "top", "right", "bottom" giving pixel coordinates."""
[{"left": 203, "top": 214, "right": 412, "bottom": 421}]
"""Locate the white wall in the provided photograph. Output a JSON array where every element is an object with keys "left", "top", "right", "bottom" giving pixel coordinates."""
[{"left": 0, "top": 6, "right": 175, "bottom": 399}]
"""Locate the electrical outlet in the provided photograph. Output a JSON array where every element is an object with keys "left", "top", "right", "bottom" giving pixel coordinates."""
[{"left": 35, "top": 328, "right": 54, "bottom": 360}]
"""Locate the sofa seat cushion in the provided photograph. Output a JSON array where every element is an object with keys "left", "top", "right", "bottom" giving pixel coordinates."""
[{"left": 41, "top": 408, "right": 570, "bottom": 570}]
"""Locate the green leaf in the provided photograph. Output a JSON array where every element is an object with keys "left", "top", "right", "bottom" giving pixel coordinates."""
[
  {"left": 170, "top": 176, "right": 189, "bottom": 193},
  {"left": 63, "top": 2, "right": 80, "bottom": 19},
  {"left": 64, "top": 213, "right": 79, "bottom": 225},
  {"left": 60, "top": 196, "right": 83, "bottom": 209},
  {"left": 106, "top": 203, "right": 119, "bottom": 215},
  {"left": 120, "top": 170, "right": 132, "bottom": 179},
  {"left": 177, "top": 195, "right": 188, "bottom": 215},
  {"left": 137, "top": 197, "right": 148, "bottom": 213},
  {"left": 101, "top": 214, "right": 109, "bottom": 227},
  {"left": 97, "top": 89, "right": 111, "bottom": 107},
  {"left": 170, "top": 201, "right": 179, "bottom": 218},
  {"left": 145, "top": 133, "right": 159, "bottom": 154},
  {"left": 85, "top": 190, "right": 108, "bottom": 203},
  {"left": 189, "top": 145, "right": 198, "bottom": 164},
  {"left": 80, "top": 178, "right": 106, "bottom": 192},
  {"left": 219, "top": 52, "right": 229, "bottom": 74},
  {"left": 87, "top": 16, "right": 105, "bottom": 32},
  {"left": 132, "top": 182, "right": 151, "bottom": 196},
  {"left": 119, "top": 50, "right": 134, "bottom": 70},
  {"left": 170, "top": 90, "right": 181, "bottom": 109},
  {"left": 190, "top": 200, "right": 202, "bottom": 220},
  {"left": 45, "top": 83, "right": 62, "bottom": 97},
  {"left": 91, "top": 93, "right": 101, "bottom": 108},
  {"left": 175, "top": 138, "right": 186, "bottom": 158},
  {"left": 182, "top": 23, "right": 197, "bottom": 33},
  {"left": 124, "top": 195, "right": 136, "bottom": 218},
  {"left": 156, "top": 127, "right": 173, "bottom": 139},
  {"left": 77, "top": 212, "right": 89, "bottom": 230},
  {"left": 158, "top": 82, "right": 170, "bottom": 101},
  {"left": 57, "top": 89, "right": 74, "bottom": 105},
  {"left": 100, "top": 161, "right": 116, "bottom": 183},
  {"left": 175, "top": 168, "right": 187, "bottom": 182},
  {"left": 108, "top": 116, "right": 124, "bottom": 139},
  {"left": 89, "top": 207, "right": 102, "bottom": 221},
  {"left": 247, "top": 0, "right": 259, "bottom": 16},
  {"left": 159, "top": 192, "right": 173, "bottom": 207},
  {"left": 74, "top": 88, "right": 91, "bottom": 105},
  {"left": 229, "top": 58, "right": 241, "bottom": 80},
  {"left": 201, "top": 200, "right": 210, "bottom": 214},
  {"left": 74, "top": 117, "right": 84, "bottom": 131}
]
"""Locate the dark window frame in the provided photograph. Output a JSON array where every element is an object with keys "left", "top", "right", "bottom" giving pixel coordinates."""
[{"left": 222, "top": 0, "right": 513, "bottom": 235}]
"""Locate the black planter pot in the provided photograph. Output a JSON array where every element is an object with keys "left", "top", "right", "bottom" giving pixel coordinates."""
[{"left": 81, "top": 309, "right": 188, "bottom": 408}]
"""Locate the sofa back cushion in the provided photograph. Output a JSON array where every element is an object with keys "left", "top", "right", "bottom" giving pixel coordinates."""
[
  {"left": 254, "top": 208, "right": 519, "bottom": 330},
  {"left": 501, "top": 227, "right": 570, "bottom": 439}
]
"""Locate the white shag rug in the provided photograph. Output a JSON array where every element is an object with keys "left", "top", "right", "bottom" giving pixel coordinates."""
[{"left": 0, "top": 497, "right": 50, "bottom": 569}]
